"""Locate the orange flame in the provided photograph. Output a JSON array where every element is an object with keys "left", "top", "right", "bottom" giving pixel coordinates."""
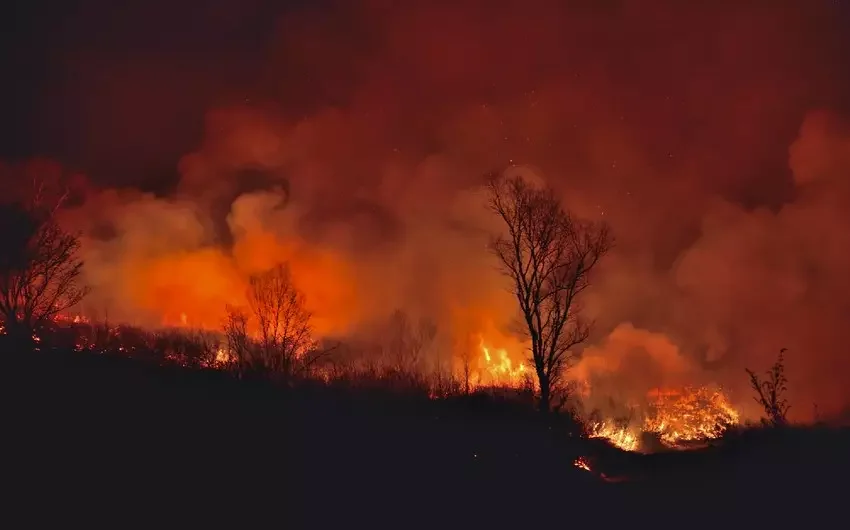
[
  {"left": 588, "top": 386, "right": 740, "bottom": 451},
  {"left": 476, "top": 336, "right": 528, "bottom": 388},
  {"left": 574, "top": 456, "right": 592, "bottom": 472}
]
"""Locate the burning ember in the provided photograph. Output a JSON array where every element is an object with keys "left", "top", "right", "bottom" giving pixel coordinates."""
[
  {"left": 588, "top": 386, "right": 740, "bottom": 452},
  {"left": 574, "top": 456, "right": 592, "bottom": 471},
  {"left": 53, "top": 314, "right": 90, "bottom": 324},
  {"left": 215, "top": 346, "right": 231, "bottom": 365}
]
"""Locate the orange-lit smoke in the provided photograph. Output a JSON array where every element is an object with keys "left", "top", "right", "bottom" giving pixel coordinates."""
[{"left": 9, "top": 0, "right": 850, "bottom": 421}]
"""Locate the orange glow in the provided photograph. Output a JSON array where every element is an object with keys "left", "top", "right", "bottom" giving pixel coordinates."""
[
  {"left": 125, "top": 248, "right": 245, "bottom": 329},
  {"left": 113, "top": 229, "right": 359, "bottom": 336},
  {"left": 231, "top": 228, "right": 360, "bottom": 335}
]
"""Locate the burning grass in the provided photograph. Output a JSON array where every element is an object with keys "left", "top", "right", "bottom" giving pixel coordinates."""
[
  {"left": 7, "top": 313, "right": 743, "bottom": 456},
  {"left": 588, "top": 421, "right": 641, "bottom": 452},
  {"left": 586, "top": 386, "right": 741, "bottom": 452}
]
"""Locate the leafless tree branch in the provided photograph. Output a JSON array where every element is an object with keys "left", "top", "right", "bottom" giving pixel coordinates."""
[
  {"left": 222, "top": 263, "right": 331, "bottom": 382},
  {"left": 487, "top": 172, "right": 612, "bottom": 413},
  {"left": 0, "top": 181, "right": 89, "bottom": 347}
]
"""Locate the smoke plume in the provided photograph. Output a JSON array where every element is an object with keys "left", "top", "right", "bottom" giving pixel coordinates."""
[{"left": 7, "top": 0, "right": 850, "bottom": 421}]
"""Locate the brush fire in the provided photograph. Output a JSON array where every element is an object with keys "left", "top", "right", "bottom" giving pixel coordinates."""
[
  {"left": 6, "top": 6, "right": 850, "bottom": 523},
  {"left": 587, "top": 386, "right": 740, "bottom": 452},
  {"left": 7, "top": 2, "right": 850, "bottom": 463},
  {"left": 5, "top": 310, "right": 742, "bottom": 456}
]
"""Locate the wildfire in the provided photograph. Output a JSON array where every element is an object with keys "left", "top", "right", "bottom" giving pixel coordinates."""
[
  {"left": 589, "top": 421, "right": 640, "bottom": 452},
  {"left": 16, "top": 311, "right": 738, "bottom": 456},
  {"left": 475, "top": 336, "right": 529, "bottom": 389},
  {"left": 588, "top": 386, "right": 740, "bottom": 452},
  {"left": 644, "top": 386, "right": 739, "bottom": 446},
  {"left": 215, "top": 346, "right": 232, "bottom": 365}
]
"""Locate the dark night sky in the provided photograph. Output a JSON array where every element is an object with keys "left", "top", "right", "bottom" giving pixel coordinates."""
[
  {"left": 3, "top": 0, "right": 850, "bottom": 192},
  {"left": 1, "top": 0, "right": 311, "bottom": 190}
]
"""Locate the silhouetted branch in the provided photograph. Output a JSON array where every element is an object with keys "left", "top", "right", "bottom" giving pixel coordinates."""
[
  {"left": 222, "top": 263, "right": 328, "bottom": 382},
  {"left": 487, "top": 172, "right": 612, "bottom": 413},
  {"left": 0, "top": 180, "right": 89, "bottom": 348},
  {"left": 745, "top": 348, "right": 791, "bottom": 427}
]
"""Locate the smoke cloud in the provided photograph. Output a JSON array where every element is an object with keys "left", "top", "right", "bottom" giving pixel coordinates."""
[{"left": 7, "top": 0, "right": 850, "bottom": 421}]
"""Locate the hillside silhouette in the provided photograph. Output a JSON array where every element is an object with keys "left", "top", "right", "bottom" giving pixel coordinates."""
[{"left": 2, "top": 346, "right": 847, "bottom": 526}]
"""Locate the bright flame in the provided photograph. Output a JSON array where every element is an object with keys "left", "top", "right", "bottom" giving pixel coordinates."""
[
  {"left": 589, "top": 422, "right": 640, "bottom": 452},
  {"left": 215, "top": 346, "right": 232, "bottom": 365},
  {"left": 588, "top": 386, "right": 740, "bottom": 451},
  {"left": 644, "top": 386, "right": 740, "bottom": 446},
  {"left": 475, "top": 336, "right": 529, "bottom": 388}
]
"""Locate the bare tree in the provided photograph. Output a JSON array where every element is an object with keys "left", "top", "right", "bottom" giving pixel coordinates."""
[
  {"left": 746, "top": 348, "right": 791, "bottom": 426},
  {"left": 487, "top": 173, "right": 612, "bottom": 413},
  {"left": 0, "top": 180, "right": 88, "bottom": 347},
  {"left": 223, "top": 263, "right": 329, "bottom": 381},
  {"left": 248, "top": 263, "right": 316, "bottom": 379},
  {"left": 223, "top": 305, "right": 252, "bottom": 373}
]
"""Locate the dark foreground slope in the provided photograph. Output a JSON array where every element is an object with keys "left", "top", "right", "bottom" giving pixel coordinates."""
[{"left": 1, "top": 350, "right": 847, "bottom": 527}]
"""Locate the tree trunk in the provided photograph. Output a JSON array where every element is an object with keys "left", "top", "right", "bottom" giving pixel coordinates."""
[{"left": 538, "top": 372, "right": 551, "bottom": 414}]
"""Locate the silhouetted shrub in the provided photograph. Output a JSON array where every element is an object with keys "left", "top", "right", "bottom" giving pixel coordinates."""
[{"left": 746, "top": 348, "right": 791, "bottom": 426}]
